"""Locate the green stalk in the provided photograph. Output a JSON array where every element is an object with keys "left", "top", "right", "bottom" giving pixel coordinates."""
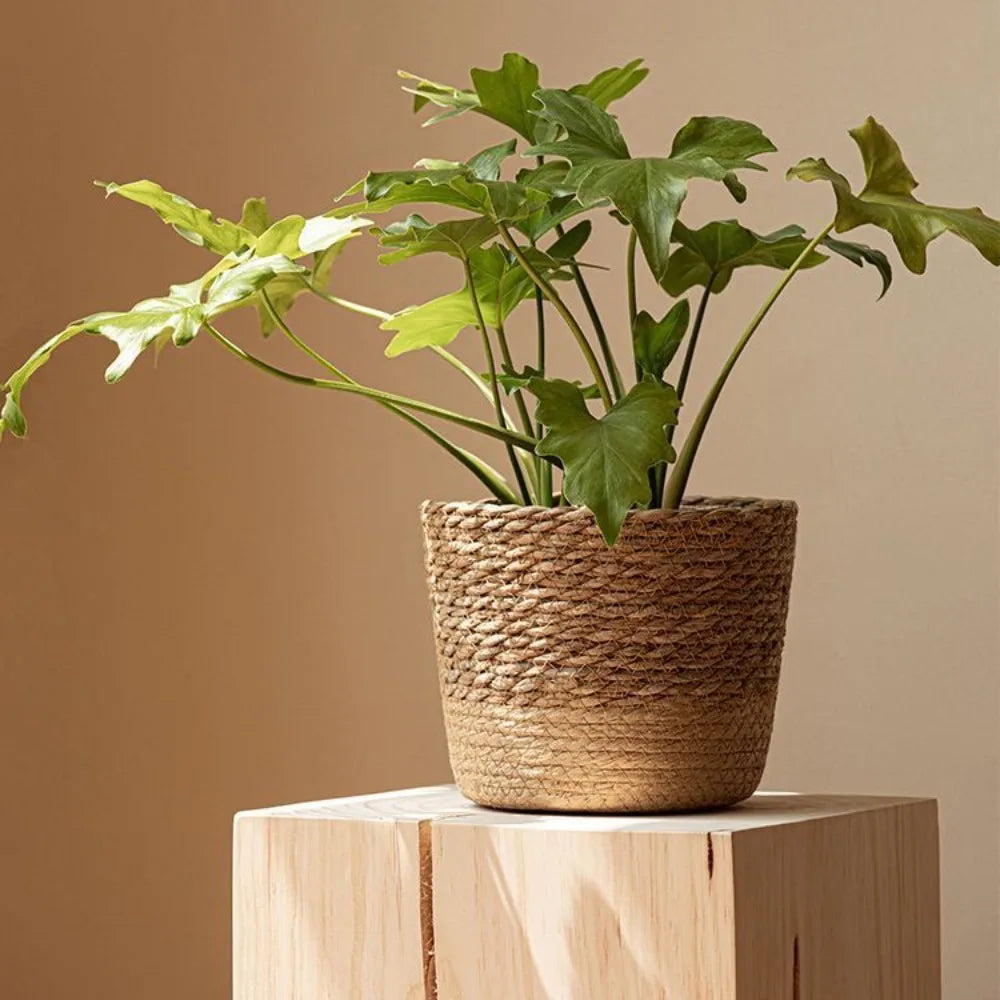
[
  {"left": 494, "top": 317, "right": 534, "bottom": 438},
  {"left": 626, "top": 228, "right": 638, "bottom": 328},
  {"left": 234, "top": 300, "right": 518, "bottom": 503},
  {"left": 533, "top": 287, "right": 554, "bottom": 507},
  {"left": 666, "top": 277, "right": 714, "bottom": 447},
  {"left": 662, "top": 221, "right": 836, "bottom": 510},
  {"left": 204, "top": 322, "right": 537, "bottom": 453},
  {"left": 303, "top": 282, "right": 391, "bottom": 321},
  {"left": 498, "top": 223, "right": 613, "bottom": 411},
  {"left": 555, "top": 223, "right": 624, "bottom": 401},
  {"left": 464, "top": 259, "right": 532, "bottom": 504},
  {"left": 303, "top": 280, "right": 519, "bottom": 427},
  {"left": 627, "top": 227, "right": 641, "bottom": 386}
]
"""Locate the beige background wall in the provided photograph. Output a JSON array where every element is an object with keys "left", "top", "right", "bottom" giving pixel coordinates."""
[{"left": 1, "top": 1, "right": 997, "bottom": 997}]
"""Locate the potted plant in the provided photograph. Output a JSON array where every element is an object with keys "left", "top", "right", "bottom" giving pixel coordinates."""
[{"left": 4, "top": 55, "right": 998, "bottom": 813}]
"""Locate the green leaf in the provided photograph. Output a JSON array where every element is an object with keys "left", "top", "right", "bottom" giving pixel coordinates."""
[
  {"left": 100, "top": 180, "right": 252, "bottom": 254},
  {"left": 494, "top": 364, "right": 600, "bottom": 399},
  {"left": 820, "top": 235, "right": 893, "bottom": 298},
  {"left": 349, "top": 167, "right": 542, "bottom": 223},
  {"left": 569, "top": 58, "right": 649, "bottom": 109},
  {"left": 380, "top": 246, "right": 563, "bottom": 356},
  {"left": 529, "top": 89, "right": 631, "bottom": 161},
  {"left": 238, "top": 197, "right": 272, "bottom": 236},
  {"left": 206, "top": 255, "right": 305, "bottom": 312},
  {"left": 529, "top": 92, "right": 776, "bottom": 280},
  {"left": 787, "top": 117, "right": 1000, "bottom": 273},
  {"left": 570, "top": 159, "right": 689, "bottom": 282},
  {"left": 662, "top": 219, "right": 827, "bottom": 296},
  {"left": 545, "top": 220, "right": 592, "bottom": 260},
  {"left": 398, "top": 70, "right": 478, "bottom": 121},
  {"left": 467, "top": 139, "right": 518, "bottom": 180},
  {"left": 469, "top": 53, "right": 543, "bottom": 141},
  {"left": 402, "top": 56, "right": 646, "bottom": 133},
  {"left": 668, "top": 117, "right": 776, "bottom": 172},
  {"left": 528, "top": 378, "right": 680, "bottom": 543},
  {"left": 1, "top": 256, "right": 304, "bottom": 437},
  {"left": 374, "top": 214, "right": 497, "bottom": 264},
  {"left": 632, "top": 300, "right": 690, "bottom": 381}
]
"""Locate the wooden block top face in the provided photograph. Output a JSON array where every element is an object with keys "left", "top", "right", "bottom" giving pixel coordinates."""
[{"left": 237, "top": 785, "right": 933, "bottom": 833}]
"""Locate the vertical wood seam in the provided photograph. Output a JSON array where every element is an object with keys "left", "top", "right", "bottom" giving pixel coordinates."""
[{"left": 418, "top": 819, "right": 438, "bottom": 1000}]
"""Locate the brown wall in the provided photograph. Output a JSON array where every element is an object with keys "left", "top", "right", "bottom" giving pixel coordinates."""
[{"left": 2, "top": 1, "right": 997, "bottom": 997}]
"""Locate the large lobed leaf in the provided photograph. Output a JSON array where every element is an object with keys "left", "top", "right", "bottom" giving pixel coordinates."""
[
  {"left": 0, "top": 256, "right": 304, "bottom": 439},
  {"left": 528, "top": 378, "right": 680, "bottom": 543},
  {"left": 528, "top": 90, "right": 776, "bottom": 281},
  {"left": 787, "top": 117, "right": 1000, "bottom": 274}
]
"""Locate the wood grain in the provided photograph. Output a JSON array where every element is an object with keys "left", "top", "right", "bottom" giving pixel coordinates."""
[{"left": 232, "top": 787, "right": 941, "bottom": 1000}]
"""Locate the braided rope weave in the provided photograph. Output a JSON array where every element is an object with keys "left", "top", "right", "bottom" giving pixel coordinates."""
[{"left": 421, "top": 497, "right": 798, "bottom": 813}]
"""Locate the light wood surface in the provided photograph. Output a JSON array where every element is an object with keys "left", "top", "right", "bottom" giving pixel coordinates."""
[{"left": 233, "top": 786, "right": 940, "bottom": 1000}]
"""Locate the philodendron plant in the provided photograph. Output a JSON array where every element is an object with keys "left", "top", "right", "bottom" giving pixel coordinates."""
[{"left": 4, "top": 55, "right": 999, "bottom": 542}]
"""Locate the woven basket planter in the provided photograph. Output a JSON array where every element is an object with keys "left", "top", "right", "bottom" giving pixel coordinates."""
[{"left": 421, "top": 496, "right": 798, "bottom": 813}]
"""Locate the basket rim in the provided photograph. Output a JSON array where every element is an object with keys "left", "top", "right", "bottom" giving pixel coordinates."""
[{"left": 421, "top": 495, "right": 798, "bottom": 522}]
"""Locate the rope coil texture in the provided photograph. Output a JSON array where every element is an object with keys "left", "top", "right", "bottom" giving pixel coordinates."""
[{"left": 422, "top": 497, "right": 798, "bottom": 813}]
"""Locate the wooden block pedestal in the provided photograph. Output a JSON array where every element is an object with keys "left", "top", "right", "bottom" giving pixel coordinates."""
[{"left": 233, "top": 786, "right": 940, "bottom": 1000}]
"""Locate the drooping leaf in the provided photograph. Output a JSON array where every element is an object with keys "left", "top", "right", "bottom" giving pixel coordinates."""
[
  {"left": 787, "top": 117, "right": 1000, "bottom": 273},
  {"left": 1, "top": 256, "right": 304, "bottom": 438},
  {"left": 661, "top": 219, "right": 827, "bottom": 296},
  {"left": 529, "top": 91, "right": 776, "bottom": 280},
  {"left": 380, "top": 246, "right": 564, "bottom": 356},
  {"left": 820, "top": 235, "right": 893, "bottom": 298},
  {"left": 100, "top": 180, "right": 252, "bottom": 254},
  {"left": 569, "top": 58, "right": 649, "bottom": 109},
  {"left": 374, "top": 214, "right": 497, "bottom": 264},
  {"left": 527, "top": 378, "right": 680, "bottom": 543},
  {"left": 632, "top": 300, "right": 690, "bottom": 381}
]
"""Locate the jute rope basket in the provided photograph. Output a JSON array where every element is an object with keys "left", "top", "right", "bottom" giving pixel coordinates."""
[{"left": 421, "top": 497, "right": 798, "bottom": 813}]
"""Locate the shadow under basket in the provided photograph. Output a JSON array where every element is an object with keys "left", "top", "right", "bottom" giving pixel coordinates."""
[{"left": 421, "top": 497, "right": 798, "bottom": 814}]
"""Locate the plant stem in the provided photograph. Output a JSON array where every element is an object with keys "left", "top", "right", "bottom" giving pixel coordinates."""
[
  {"left": 626, "top": 228, "right": 638, "bottom": 328},
  {"left": 627, "top": 227, "right": 641, "bottom": 385},
  {"left": 302, "top": 278, "right": 520, "bottom": 427},
  {"left": 498, "top": 223, "right": 613, "bottom": 411},
  {"left": 304, "top": 282, "right": 391, "bottom": 321},
  {"left": 261, "top": 291, "right": 350, "bottom": 381},
  {"left": 494, "top": 318, "right": 534, "bottom": 438},
  {"left": 555, "top": 223, "right": 624, "bottom": 401},
  {"left": 662, "top": 220, "right": 836, "bottom": 510},
  {"left": 666, "top": 277, "right": 714, "bottom": 447},
  {"left": 204, "top": 322, "right": 537, "bottom": 453},
  {"left": 532, "top": 287, "right": 555, "bottom": 507},
  {"left": 464, "top": 258, "right": 532, "bottom": 504}
]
